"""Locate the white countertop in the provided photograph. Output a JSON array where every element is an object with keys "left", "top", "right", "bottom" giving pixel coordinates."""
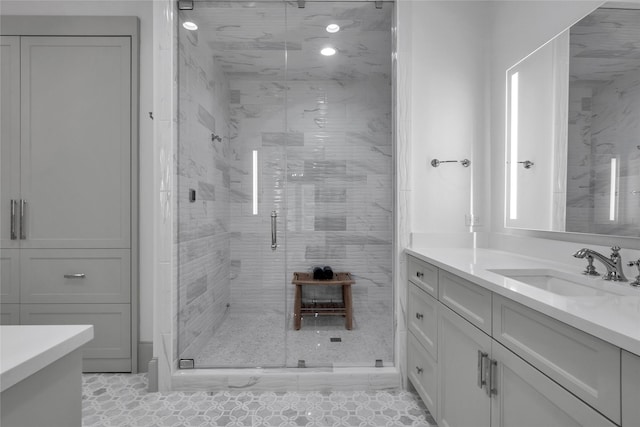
[
  {"left": 0, "top": 324, "right": 94, "bottom": 392},
  {"left": 406, "top": 247, "right": 640, "bottom": 356}
]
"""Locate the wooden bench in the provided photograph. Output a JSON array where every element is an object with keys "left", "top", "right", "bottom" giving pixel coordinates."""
[{"left": 291, "top": 272, "right": 355, "bottom": 330}]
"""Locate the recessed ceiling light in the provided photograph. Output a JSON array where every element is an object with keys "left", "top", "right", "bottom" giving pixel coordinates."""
[
  {"left": 326, "top": 24, "right": 340, "bottom": 33},
  {"left": 182, "top": 21, "right": 198, "bottom": 31},
  {"left": 320, "top": 47, "right": 337, "bottom": 56}
]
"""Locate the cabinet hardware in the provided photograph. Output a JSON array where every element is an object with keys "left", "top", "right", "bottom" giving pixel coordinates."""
[
  {"left": 489, "top": 359, "right": 498, "bottom": 396},
  {"left": 416, "top": 271, "right": 424, "bottom": 278},
  {"left": 10, "top": 200, "right": 17, "bottom": 240},
  {"left": 416, "top": 313, "right": 424, "bottom": 320},
  {"left": 416, "top": 366, "right": 423, "bottom": 374},
  {"left": 483, "top": 355, "right": 492, "bottom": 396},
  {"left": 478, "top": 350, "right": 488, "bottom": 389},
  {"left": 19, "top": 199, "right": 26, "bottom": 239},
  {"left": 64, "top": 274, "right": 86, "bottom": 279},
  {"left": 271, "top": 211, "right": 277, "bottom": 250}
]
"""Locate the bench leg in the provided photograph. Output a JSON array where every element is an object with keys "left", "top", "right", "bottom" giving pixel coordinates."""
[
  {"left": 294, "top": 284, "right": 302, "bottom": 330},
  {"left": 343, "top": 284, "right": 353, "bottom": 330}
]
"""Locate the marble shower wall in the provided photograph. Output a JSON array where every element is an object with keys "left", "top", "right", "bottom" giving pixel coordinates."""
[
  {"left": 229, "top": 76, "right": 393, "bottom": 324},
  {"left": 177, "top": 29, "right": 232, "bottom": 359},
  {"left": 567, "top": 71, "right": 640, "bottom": 234}
]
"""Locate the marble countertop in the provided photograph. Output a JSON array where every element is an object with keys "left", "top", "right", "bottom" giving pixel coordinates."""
[
  {"left": 0, "top": 324, "right": 94, "bottom": 392},
  {"left": 406, "top": 247, "right": 640, "bottom": 356}
]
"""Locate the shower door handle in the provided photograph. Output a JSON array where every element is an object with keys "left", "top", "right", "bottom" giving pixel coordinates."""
[{"left": 271, "top": 211, "right": 277, "bottom": 250}]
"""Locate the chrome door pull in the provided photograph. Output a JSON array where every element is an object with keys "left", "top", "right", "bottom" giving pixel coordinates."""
[
  {"left": 64, "top": 273, "right": 86, "bottom": 279},
  {"left": 477, "top": 350, "right": 488, "bottom": 389},
  {"left": 19, "top": 199, "right": 26, "bottom": 240},
  {"left": 489, "top": 359, "right": 498, "bottom": 396},
  {"left": 271, "top": 210, "right": 277, "bottom": 250},
  {"left": 10, "top": 200, "right": 17, "bottom": 240}
]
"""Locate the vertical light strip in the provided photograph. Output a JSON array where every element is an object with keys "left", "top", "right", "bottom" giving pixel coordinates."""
[
  {"left": 252, "top": 150, "right": 258, "bottom": 215},
  {"left": 509, "top": 72, "right": 519, "bottom": 220},
  {"left": 609, "top": 157, "right": 617, "bottom": 221}
]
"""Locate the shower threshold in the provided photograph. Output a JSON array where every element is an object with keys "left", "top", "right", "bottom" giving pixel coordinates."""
[{"left": 171, "top": 366, "right": 400, "bottom": 392}]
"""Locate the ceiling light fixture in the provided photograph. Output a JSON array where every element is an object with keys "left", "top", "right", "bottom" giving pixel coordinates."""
[
  {"left": 182, "top": 21, "right": 198, "bottom": 31},
  {"left": 326, "top": 24, "right": 340, "bottom": 33},
  {"left": 320, "top": 47, "right": 337, "bottom": 56}
]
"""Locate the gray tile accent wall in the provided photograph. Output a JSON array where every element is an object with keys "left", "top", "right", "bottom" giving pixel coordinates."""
[{"left": 177, "top": 32, "right": 232, "bottom": 359}]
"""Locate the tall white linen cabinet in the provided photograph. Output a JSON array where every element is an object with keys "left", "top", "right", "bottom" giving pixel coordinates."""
[{"left": 0, "top": 16, "right": 139, "bottom": 373}]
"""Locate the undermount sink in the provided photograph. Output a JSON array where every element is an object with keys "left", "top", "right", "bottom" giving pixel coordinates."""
[{"left": 488, "top": 268, "right": 629, "bottom": 297}]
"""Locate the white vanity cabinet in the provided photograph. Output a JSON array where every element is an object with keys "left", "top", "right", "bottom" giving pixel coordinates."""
[{"left": 406, "top": 254, "right": 630, "bottom": 427}]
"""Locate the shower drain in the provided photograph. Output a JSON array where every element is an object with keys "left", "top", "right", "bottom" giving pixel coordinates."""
[{"left": 330, "top": 337, "right": 342, "bottom": 342}]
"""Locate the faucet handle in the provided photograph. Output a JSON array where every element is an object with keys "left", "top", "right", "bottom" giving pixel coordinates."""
[
  {"left": 628, "top": 259, "right": 640, "bottom": 287},
  {"left": 611, "top": 246, "right": 621, "bottom": 254}
]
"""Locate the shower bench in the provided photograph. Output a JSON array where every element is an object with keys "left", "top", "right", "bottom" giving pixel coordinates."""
[{"left": 291, "top": 272, "right": 355, "bottom": 330}]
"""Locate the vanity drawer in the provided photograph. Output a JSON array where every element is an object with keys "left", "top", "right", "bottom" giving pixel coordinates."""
[
  {"left": 408, "top": 256, "right": 438, "bottom": 297},
  {"left": 20, "top": 249, "right": 130, "bottom": 303},
  {"left": 493, "top": 294, "right": 620, "bottom": 424},
  {"left": 438, "top": 270, "right": 492, "bottom": 334},
  {"left": 408, "top": 282, "right": 438, "bottom": 360},
  {"left": 408, "top": 331, "right": 438, "bottom": 418}
]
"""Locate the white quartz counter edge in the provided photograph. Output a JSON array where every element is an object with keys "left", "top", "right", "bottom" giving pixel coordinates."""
[
  {"left": 406, "top": 247, "right": 640, "bottom": 356},
  {"left": 1, "top": 324, "right": 94, "bottom": 392}
]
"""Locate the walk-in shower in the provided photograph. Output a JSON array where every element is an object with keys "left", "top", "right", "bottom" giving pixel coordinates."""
[{"left": 177, "top": 0, "right": 394, "bottom": 370}]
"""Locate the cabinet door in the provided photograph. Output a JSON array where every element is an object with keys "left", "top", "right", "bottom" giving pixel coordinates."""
[
  {"left": 20, "top": 36, "right": 131, "bottom": 249},
  {"left": 438, "top": 304, "right": 491, "bottom": 427},
  {"left": 0, "top": 249, "right": 20, "bottom": 303},
  {"left": 622, "top": 350, "right": 640, "bottom": 427},
  {"left": 1, "top": 36, "right": 21, "bottom": 249},
  {"left": 20, "top": 303, "right": 131, "bottom": 372},
  {"left": 491, "top": 341, "right": 616, "bottom": 427}
]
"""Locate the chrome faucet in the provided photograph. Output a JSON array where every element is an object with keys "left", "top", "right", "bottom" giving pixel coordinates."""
[{"left": 573, "top": 246, "right": 627, "bottom": 282}]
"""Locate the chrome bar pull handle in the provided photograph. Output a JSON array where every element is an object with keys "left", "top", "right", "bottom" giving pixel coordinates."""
[
  {"left": 10, "top": 200, "right": 17, "bottom": 240},
  {"left": 19, "top": 199, "right": 26, "bottom": 240},
  {"left": 489, "top": 359, "right": 498, "bottom": 396},
  {"left": 270, "top": 210, "right": 277, "bottom": 250},
  {"left": 477, "top": 350, "right": 487, "bottom": 389},
  {"left": 64, "top": 274, "right": 86, "bottom": 279}
]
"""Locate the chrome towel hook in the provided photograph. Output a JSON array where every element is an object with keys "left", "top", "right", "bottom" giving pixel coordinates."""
[{"left": 431, "top": 158, "right": 471, "bottom": 168}]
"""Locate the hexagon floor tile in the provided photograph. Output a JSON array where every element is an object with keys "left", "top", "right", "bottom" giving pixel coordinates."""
[{"left": 82, "top": 374, "right": 436, "bottom": 427}]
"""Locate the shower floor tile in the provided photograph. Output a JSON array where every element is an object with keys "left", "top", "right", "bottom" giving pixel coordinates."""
[
  {"left": 192, "top": 307, "right": 393, "bottom": 368},
  {"left": 82, "top": 374, "right": 436, "bottom": 427}
]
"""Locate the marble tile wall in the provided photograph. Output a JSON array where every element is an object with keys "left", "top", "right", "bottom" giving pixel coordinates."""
[
  {"left": 177, "top": 28, "right": 232, "bottom": 359},
  {"left": 567, "top": 70, "right": 640, "bottom": 235},
  {"left": 228, "top": 77, "right": 393, "bottom": 332}
]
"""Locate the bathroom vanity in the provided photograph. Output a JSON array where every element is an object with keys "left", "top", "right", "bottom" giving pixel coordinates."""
[
  {"left": 405, "top": 248, "right": 640, "bottom": 427},
  {"left": 0, "top": 324, "right": 93, "bottom": 427}
]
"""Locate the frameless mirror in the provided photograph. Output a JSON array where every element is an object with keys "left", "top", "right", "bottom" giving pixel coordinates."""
[{"left": 506, "top": 2, "right": 640, "bottom": 237}]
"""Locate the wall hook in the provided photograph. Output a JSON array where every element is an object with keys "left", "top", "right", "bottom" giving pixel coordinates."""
[{"left": 211, "top": 134, "right": 222, "bottom": 142}]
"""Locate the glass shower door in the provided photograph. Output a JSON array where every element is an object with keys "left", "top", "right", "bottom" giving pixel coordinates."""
[{"left": 176, "top": 1, "right": 288, "bottom": 368}]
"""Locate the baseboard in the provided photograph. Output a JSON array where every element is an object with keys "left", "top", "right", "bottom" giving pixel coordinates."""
[
  {"left": 147, "top": 357, "right": 159, "bottom": 392},
  {"left": 137, "top": 341, "right": 153, "bottom": 373}
]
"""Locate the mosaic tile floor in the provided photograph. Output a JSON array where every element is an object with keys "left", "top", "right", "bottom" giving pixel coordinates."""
[
  {"left": 82, "top": 374, "right": 436, "bottom": 427},
  {"left": 192, "top": 306, "right": 393, "bottom": 369}
]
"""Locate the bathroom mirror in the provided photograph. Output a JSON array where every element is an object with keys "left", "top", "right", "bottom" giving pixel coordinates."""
[{"left": 505, "top": 2, "right": 640, "bottom": 237}]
